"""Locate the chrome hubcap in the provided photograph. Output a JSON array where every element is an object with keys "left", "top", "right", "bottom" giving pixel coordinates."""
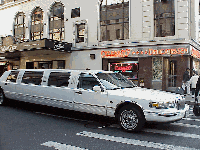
[{"left": 120, "top": 110, "right": 138, "bottom": 130}]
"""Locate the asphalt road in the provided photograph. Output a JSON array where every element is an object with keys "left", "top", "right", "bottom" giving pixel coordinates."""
[{"left": 0, "top": 99, "right": 200, "bottom": 150}]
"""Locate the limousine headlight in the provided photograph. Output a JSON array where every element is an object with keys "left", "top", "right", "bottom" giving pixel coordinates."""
[{"left": 149, "top": 101, "right": 176, "bottom": 109}]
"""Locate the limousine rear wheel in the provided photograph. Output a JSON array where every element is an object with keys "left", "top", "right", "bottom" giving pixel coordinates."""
[
  {"left": 118, "top": 105, "right": 145, "bottom": 132},
  {"left": 0, "top": 89, "right": 5, "bottom": 105}
]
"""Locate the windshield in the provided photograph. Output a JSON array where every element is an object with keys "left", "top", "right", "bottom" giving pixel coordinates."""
[{"left": 95, "top": 73, "right": 136, "bottom": 90}]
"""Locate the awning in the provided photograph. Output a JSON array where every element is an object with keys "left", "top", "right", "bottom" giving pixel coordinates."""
[{"left": 0, "top": 39, "right": 72, "bottom": 53}]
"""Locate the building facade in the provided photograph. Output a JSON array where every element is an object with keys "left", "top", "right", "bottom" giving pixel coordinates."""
[{"left": 0, "top": 0, "right": 200, "bottom": 91}]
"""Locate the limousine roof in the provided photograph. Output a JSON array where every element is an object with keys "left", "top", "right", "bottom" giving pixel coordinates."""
[{"left": 11, "top": 69, "right": 114, "bottom": 74}]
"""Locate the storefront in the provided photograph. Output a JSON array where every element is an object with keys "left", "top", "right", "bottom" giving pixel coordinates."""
[
  {"left": 101, "top": 44, "right": 200, "bottom": 92},
  {"left": 0, "top": 36, "right": 72, "bottom": 71}
]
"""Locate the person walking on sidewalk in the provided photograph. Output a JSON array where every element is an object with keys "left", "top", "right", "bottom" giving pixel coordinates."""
[
  {"left": 189, "top": 71, "right": 199, "bottom": 98},
  {"left": 195, "top": 76, "right": 200, "bottom": 101},
  {"left": 182, "top": 68, "right": 191, "bottom": 95}
]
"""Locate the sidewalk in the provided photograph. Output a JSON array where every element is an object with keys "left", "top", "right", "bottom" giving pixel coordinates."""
[{"left": 184, "top": 94, "right": 200, "bottom": 105}]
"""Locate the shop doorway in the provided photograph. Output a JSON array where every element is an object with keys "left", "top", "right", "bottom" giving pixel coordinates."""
[
  {"left": 26, "top": 62, "right": 34, "bottom": 69},
  {"left": 168, "top": 60, "right": 177, "bottom": 87}
]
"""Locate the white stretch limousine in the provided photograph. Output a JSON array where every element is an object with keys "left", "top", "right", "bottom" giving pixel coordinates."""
[{"left": 0, "top": 69, "right": 189, "bottom": 131}]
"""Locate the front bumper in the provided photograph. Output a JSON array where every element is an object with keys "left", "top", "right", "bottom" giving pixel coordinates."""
[{"left": 144, "top": 104, "right": 190, "bottom": 122}]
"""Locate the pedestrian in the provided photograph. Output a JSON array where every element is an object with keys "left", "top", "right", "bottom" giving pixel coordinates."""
[
  {"left": 189, "top": 71, "right": 199, "bottom": 98},
  {"left": 182, "top": 68, "right": 191, "bottom": 95},
  {"left": 195, "top": 76, "right": 200, "bottom": 101}
]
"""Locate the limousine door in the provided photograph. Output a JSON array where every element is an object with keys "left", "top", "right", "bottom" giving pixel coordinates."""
[
  {"left": 3, "top": 71, "right": 20, "bottom": 99},
  {"left": 73, "top": 73, "right": 108, "bottom": 116}
]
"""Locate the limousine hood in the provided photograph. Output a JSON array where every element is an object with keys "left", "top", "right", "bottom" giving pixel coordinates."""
[{"left": 107, "top": 87, "right": 184, "bottom": 103}]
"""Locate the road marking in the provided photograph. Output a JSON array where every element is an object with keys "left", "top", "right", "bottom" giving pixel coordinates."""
[
  {"left": 144, "top": 129, "right": 200, "bottom": 139},
  {"left": 182, "top": 117, "right": 200, "bottom": 122},
  {"left": 171, "top": 122, "right": 200, "bottom": 128},
  {"left": 76, "top": 131, "right": 199, "bottom": 150},
  {"left": 41, "top": 141, "right": 88, "bottom": 150}
]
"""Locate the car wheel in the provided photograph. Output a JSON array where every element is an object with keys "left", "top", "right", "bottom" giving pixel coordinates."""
[
  {"left": 0, "top": 88, "right": 6, "bottom": 105},
  {"left": 118, "top": 105, "right": 145, "bottom": 132}
]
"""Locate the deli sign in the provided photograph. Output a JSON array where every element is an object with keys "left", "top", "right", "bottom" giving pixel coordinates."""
[{"left": 101, "top": 46, "right": 190, "bottom": 58}]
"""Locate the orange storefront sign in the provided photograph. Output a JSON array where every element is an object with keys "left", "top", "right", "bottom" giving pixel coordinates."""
[
  {"left": 101, "top": 49, "right": 131, "bottom": 58},
  {"left": 191, "top": 48, "right": 200, "bottom": 59},
  {"left": 101, "top": 47, "right": 189, "bottom": 58}
]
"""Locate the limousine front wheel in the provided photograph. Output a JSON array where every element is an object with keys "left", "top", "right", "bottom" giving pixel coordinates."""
[
  {"left": 118, "top": 105, "right": 145, "bottom": 132},
  {"left": 0, "top": 89, "right": 6, "bottom": 105}
]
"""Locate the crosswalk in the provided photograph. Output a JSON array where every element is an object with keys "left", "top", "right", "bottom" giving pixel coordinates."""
[{"left": 41, "top": 107, "right": 200, "bottom": 150}]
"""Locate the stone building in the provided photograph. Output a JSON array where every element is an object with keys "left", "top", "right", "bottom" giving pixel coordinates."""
[{"left": 0, "top": 0, "right": 200, "bottom": 91}]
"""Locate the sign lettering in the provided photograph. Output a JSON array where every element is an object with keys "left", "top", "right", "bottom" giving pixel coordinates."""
[
  {"left": 101, "top": 49, "right": 130, "bottom": 58},
  {"left": 1, "top": 45, "right": 17, "bottom": 52},
  {"left": 115, "top": 66, "right": 132, "bottom": 72}
]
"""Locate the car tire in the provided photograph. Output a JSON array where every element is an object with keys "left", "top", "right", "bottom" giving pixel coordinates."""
[
  {"left": 0, "top": 88, "right": 6, "bottom": 105},
  {"left": 118, "top": 105, "right": 145, "bottom": 132}
]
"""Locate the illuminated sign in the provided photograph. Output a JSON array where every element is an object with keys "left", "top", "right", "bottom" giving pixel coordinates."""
[
  {"left": 101, "top": 47, "right": 189, "bottom": 58},
  {"left": 101, "top": 49, "right": 130, "bottom": 58},
  {"left": 191, "top": 48, "right": 200, "bottom": 59},
  {"left": 115, "top": 65, "right": 132, "bottom": 72},
  {"left": 148, "top": 48, "right": 188, "bottom": 55}
]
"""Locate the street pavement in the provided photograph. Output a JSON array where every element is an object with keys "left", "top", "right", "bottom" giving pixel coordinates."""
[{"left": 0, "top": 99, "right": 200, "bottom": 150}]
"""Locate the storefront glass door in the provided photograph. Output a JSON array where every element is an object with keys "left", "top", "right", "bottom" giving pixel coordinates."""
[{"left": 168, "top": 60, "right": 177, "bottom": 87}]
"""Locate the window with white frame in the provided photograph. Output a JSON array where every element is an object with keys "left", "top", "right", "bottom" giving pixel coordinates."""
[
  {"left": 14, "top": 12, "right": 25, "bottom": 42},
  {"left": 49, "top": 2, "right": 65, "bottom": 41},
  {"left": 154, "top": 0, "right": 175, "bottom": 37},
  {"left": 31, "top": 7, "right": 44, "bottom": 40},
  {"left": 100, "top": 0, "right": 129, "bottom": 41}
]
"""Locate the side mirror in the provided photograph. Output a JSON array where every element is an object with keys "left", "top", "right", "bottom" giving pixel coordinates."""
[{"left": 93, "top": 85, "right": 101, "bottom": 92}]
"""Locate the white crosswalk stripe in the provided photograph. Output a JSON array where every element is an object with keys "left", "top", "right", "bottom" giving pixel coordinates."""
[
  {"left": 41, "top": 141, "right": 88, "bottom": 150},
  {"left": 76, "top": 131, "right": 199, "bottom": 150},
  {"left": 143, "top": 129, "right": 200, "bottom": 139}
]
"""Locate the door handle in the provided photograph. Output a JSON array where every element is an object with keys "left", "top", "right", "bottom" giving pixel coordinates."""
[
  {"left": 75, "top": 91, "right": 82, "bottom": 94},
  {"left": 5, "top": 83, "right": 9, "bottom": 85}
]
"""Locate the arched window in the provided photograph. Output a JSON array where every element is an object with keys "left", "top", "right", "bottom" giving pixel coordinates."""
[
  {"left": 14, "top": 12, "right": 25, "bottom": 42},
  {"left": 49, "top": 2, "right": 64, "bottom": 41},
  {"left": 31, "top": 7, "right": 43, "bottom": 40}
]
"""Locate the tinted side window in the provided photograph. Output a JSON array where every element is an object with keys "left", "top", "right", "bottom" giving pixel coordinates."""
[
  {"left": 48, "top": 72, "right": 71, "bottom": 87},
  {"left": 6, "top": 71, "right": 20, "bottom": 82},
  {"left": 77, "top": 73, "right": 100, "bottom": 90},
  {"left": 22, "top": 71, "right": 43, "bottom": 85}
]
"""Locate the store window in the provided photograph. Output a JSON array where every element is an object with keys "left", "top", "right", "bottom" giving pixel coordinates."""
[
  {"left": 76, "top": 23, "right": 85, "bottom": 43},
  {"left": 22, "top": 71, "right": 43, "bottom": 85},
  {"left": 152, "top": 57, "right": 163, "bottom": 80},
  {"left": 154, "top": 0, "right": 175, "bottom": 37},
  {"left": 57, "top": 60, "right": 65, "bottom": 69},
  {"left": 14, "top": 12, "right": 25, "bottom": 43},
  {"left": 109, "top": 61, "right": 138, "bottom": 80},
  {"left": 6, "top": 71, "right": 19, "bottom": 82},
  {"left": 77, "top": 73, "right": 100, "bottom": 90},
  {"left": 49, "top": 2, "right": 64, "bottom": 41},
  {"left": 48, "top": 72, "right": 71, "bottom": 87},
  {"left": 100, "top": 0, "right": 129, "bottom": 41},
  {"left": 31, "top": 7, "right": 43, "bottom": 40},
  {"left": 38, "top": 61, "right": 52, "bottom": 69}
]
